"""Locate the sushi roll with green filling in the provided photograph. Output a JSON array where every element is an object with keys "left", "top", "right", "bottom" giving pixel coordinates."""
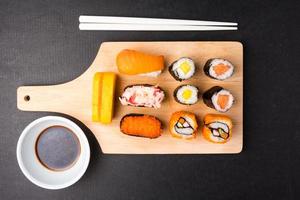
[
  {"left": 203, "top": 86, "right": 234, "bottom": 112},
  {"left": 204, "top": 58, "right": 234, "bottom": 80},
  {"left": 169, "top": 57, "right": 195, "bottom": 81},
  {"left": 174, "top": 85, "right": 199, "bottom": 105}
]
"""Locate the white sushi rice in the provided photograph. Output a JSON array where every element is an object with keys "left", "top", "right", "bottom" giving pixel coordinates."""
[
  {"left": 207, "top": 122, "right": 230, "bottom": 142},
  {"left": 172, "top": 58, "right": 195, "bottom": 80},
  {"left": 176, "top": 85, "right": 198, "bottom": 105},
  {"left": 211, "top": 89, "right": 234, "bottom": 112},
  {"left": 208, "top": 59, "right": 234, "bottom": 80},
  {"left": 173, "top": 116, "right": 197, "bottom": 137},
  {"left": 139, "top": 70, "right": 162, "bottom": 77},
  {"left": 209, "top": 122, "right": 229, "bottom": 133}
]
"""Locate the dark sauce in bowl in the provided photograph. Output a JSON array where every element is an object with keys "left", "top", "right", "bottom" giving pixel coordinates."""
[{"left": 35, "top": 126, "right": 81, "bottom": 171}]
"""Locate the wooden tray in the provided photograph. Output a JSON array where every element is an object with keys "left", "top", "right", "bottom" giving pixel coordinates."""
[{"left": 17, "top": 41, "right": 243, "bottom": 154}]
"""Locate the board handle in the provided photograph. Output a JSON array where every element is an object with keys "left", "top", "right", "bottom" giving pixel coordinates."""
[{"left": 17, "top": 84, "right": 77, "bottom": 112}]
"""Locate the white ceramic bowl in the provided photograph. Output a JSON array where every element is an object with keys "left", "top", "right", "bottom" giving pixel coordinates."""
[{"left": 16, "top": 116, "right": 90, "bottom": 189}]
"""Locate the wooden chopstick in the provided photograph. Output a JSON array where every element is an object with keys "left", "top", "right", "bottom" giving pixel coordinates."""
[
  {"left": 79, "top": 15, "right": 237, "bottom": 26},
  {"left": 79, "top": 23, "right": 237, "bottom": 31}
]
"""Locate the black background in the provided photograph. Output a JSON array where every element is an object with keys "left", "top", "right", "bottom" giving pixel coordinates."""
[{"left": 0, "top": 0, "right": 299, "bottom": 199}]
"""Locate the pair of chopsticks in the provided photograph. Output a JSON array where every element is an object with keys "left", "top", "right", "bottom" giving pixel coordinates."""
[{"left": 79, "top": 16, "right": 238, "bottom": 31}]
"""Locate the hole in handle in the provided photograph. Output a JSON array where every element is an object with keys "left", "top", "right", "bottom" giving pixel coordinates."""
[{"left": 24, "top": 95, "right": 30, "bottom": 102}]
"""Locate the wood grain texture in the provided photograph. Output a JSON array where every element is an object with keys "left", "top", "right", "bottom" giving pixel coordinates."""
[{"left": 17, "top": 41, "right": 243, "bottom": 154}]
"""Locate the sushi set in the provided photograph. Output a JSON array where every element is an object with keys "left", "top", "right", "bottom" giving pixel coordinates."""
[{"left": 17, "top": 41, "right": 243, "bottom": 154}]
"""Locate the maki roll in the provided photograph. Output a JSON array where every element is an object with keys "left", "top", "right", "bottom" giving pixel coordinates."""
[
  {"left": 203, "top": 86, "right": 234, "bottom": 112},
  {"left": 120, "top": 114, "right": 162, "bottom": 139},
  {"left": 119, "top": 84, "right": 165, "bottom": 109},
  {"left": 174, "top": 85, "right": 199, "bottom": 105},
  {"left": 204, "top": 58, "right": 234, "bottom": 80},
  {"left": 202, "top": 114, "right": 233, "bottom": 143},
  {"left": 169, "top": 111, "right": 198, "bottom": 139},
  {"left": 169, "top": 57, "right": 196, "bottom": 81}
]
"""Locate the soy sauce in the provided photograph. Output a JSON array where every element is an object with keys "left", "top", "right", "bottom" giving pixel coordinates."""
[{"left": 35, "top": 126, "right": 81, "bottom": 171}]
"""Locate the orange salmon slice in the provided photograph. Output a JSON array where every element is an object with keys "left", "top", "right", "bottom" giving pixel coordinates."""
[
  {"left": 217, "top": 95, "right": 229, "bottom": 109},
  {"left": 213, "top": 64, "right": 230, "bottom": 76}
]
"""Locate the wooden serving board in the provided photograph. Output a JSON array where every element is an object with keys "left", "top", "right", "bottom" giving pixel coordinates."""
[{"left": 17, "top": 41, "right": 243, "bottom": 154}]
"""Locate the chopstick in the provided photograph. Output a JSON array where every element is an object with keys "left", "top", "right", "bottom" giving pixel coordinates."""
[
  {"left": 79, "top": 16, "right": 237, "bottom": 26},
  {"left": 79, "top": 23, "right": 238, "bottom": 31},
  {"left": 78, "top": 15, "right": 238, "bottom": 31}
]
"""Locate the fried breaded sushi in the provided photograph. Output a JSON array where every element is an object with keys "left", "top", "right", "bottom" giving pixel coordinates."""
[
  {"left": 120, "top": 114, "right": 162, "bottom": 138},
  {"left": 202, "top": 86, "right": 234, "bottom": 112},
  {"left": 169, "top": 111, "right": 198, "bottom": 139},
  {"left": 202, "top": 114, "right": 233, "bottom": 143},
  {"left": 116, "top": 49, "right": 164, "bottom": 77},
  {"left": 204, "top": 58, "right": 234, "bottom": 80}
]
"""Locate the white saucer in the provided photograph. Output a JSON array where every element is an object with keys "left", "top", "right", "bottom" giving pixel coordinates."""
[{"left": 16, "top": 116, "right": 90, "bottom": 189}]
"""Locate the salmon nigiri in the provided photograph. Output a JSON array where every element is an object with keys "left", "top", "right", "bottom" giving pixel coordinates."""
[{"left": 116, "top": 49, "right": 164, "bottom": 77}]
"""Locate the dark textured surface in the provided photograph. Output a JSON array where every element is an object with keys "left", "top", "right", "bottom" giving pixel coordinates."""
[{"left": 0, "top": 0, "right": 299, "bottom": 199}]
